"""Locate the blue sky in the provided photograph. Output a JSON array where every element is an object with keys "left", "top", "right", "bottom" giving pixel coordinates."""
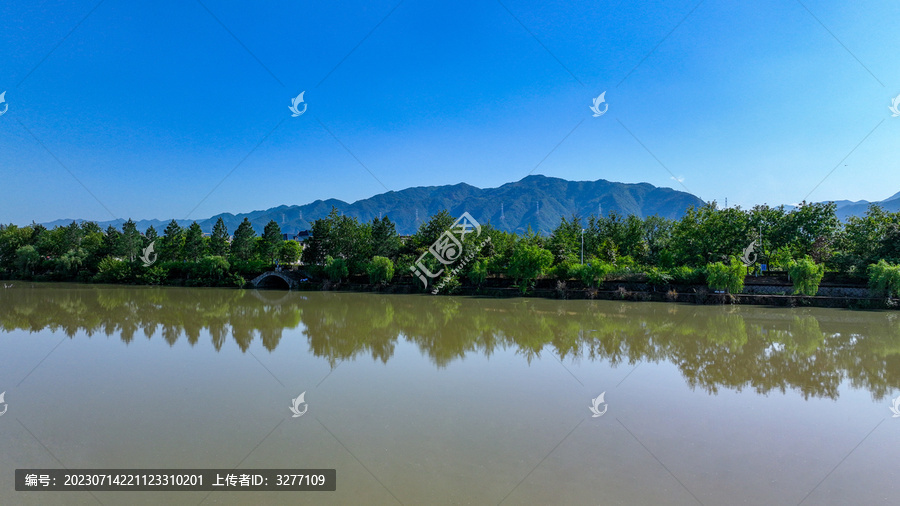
[{"left": 1, "top": 0, "right": 898, "bottom": 225}]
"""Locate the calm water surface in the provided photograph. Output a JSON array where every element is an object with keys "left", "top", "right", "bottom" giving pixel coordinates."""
[{"left": 1, "top": 283, "right": 900, "bottom": 505}]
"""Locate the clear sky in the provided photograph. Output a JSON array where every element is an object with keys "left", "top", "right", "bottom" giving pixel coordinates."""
[{"left": 1, "top": 0, "right": 898, "bottom": 225}]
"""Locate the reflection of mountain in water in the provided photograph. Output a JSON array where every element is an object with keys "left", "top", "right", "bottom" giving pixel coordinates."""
[{"left": 3, "top": 285, "right": 900, "bottom": 400}]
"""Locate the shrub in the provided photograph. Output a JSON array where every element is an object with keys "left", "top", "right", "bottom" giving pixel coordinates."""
[
  {"left": 868, "top": 260, "right": 900, "bottom": 298},
  {"left": 94, "top": 256, "right": 131, "bottom": 283},
  {"left": 671, "top": 265, "right": 704, "bottom": 285},
  {"left": 137, "top": 265, "right": 167, "bottom": 285},
  {"left": 769, "top": 246, "right": 794, "bottom": 272},
  {"left": 706, "top": 256, "right": 745, "bottom": 294},
  {"left": 788, "top": 257, "right": 825, "bottom": 296},
  {"left": 468, "top": 259, "right": 488, "bottom": 286},
  {"left": 367, "top": 256, "right": 394, "bottom": 284},
  {"left": 574, "top": 259, "right": 613, "bottom": 288},
  {"left": 188, "top": 256, "right": 231, "bottom": 285},
  {"left": 508, "top": 243, "right": 554, "bottom": 293},
  {"left": 324, "top": 256, "right": 349, "bottom": 282},
  {"left": 646, "top": 267, "right": 673, "bottom": 286},
  {"left": 552, "top": 260, "right": 574, "bottom": 281}
]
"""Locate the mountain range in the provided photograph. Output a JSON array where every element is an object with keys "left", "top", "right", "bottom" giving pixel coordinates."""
[
  {"left": 41, "top": 175, "right": 706, "bottom": 235},
  {"left": 830, "top": 191, "right": 900, "bottom": 220},
  {"left": 41, "top": 175, "right": 899, "bottom": 235}
]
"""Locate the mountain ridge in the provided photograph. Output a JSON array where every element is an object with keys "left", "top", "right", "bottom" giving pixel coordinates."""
[{"left": 40, "top": 175, "right": 708, "bottom": 235}]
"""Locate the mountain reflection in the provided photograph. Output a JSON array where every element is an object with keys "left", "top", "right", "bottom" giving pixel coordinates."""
[{"left": 2, "top": 284, "right": 900, "bottom": 400}]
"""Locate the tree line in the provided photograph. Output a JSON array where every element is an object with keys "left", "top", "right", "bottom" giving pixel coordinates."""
[{"left": 1, "top": 202, "right": 899, "bottom": 296}]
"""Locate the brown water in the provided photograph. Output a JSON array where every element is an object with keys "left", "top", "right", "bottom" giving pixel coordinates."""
[{"left": 1, "top": 283, "right": 899, "bottom": 505}]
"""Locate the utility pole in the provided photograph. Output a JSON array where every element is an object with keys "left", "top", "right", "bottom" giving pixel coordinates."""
[{"left": 581, "top": 229, "right": 585, "bottom": 265}]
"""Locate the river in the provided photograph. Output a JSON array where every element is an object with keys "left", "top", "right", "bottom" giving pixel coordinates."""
[{"left": 1, "top": 283, "right": 899, "bottom": 505}]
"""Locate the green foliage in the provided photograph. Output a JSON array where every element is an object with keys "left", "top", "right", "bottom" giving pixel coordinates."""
[
  {"left": 259, "top": 220, "right": 283, "bottom": 262},
  {"left": 95, "top": 256, "right": 131, "bottom": 283},
  {"left": 788, "top": 257, "right": 825, "bottom": 296},
  {"left": 231, "top": 218, "right": 257, "bottom": 261},
  {"left": 367, "top": 256, "right": 395, "bottom": 284},
  {"left": 137, "top": 265, "right": 167, "bottom": 285},
  {"left": 159, "top": 220, "right": 185, "bottom": 262},
  {"left": 706, "top": 256, "right": 745, "bottom": 294},
  {"left": 324, "top": 255, "right": 349, "bottom": 282},
  {"left": 370, "top": 216, "right": 401, "bottom": 259},
  {"left": 546, "top": 215, "right": 582, "bottom": 265},
  {"left": 209, "top": 218, "right": 230, "bottom": 257},
  {"left": 277, "top": 240, "right": 302, "bottom": 264},
  {"left": 551, "top": 260, "right": 574, "bottom": 281},
  {"left": 769, "top": 246, "right": 793, "bottom": 272},
  {"left": 15, "top": 245, "right": 40, "bottom": 277},
  {"left": 572, "top": 259, "right": 613, "bottom": 288},
  {"left": 867, "top": 260, "right": 900, "bottom": 298},
  {"left": 410, "top": 210, "right": 455, "bottom": 250},
  {"left": 468, "top": 259, "right": 488, "bottom": 286},
  {"left": 508, "top": 242, "right": 553, "bottom": 293},
  {"left": 193, "top": 256, "right": 231, "bottom": 284},
  {"left": 0, "top": 224, "right": 37, "bottom": 271},
  {"left": 302, "top": 208, "right": 371, "bottom": 274},
  {"left": 184, "top": 222, "right": 206, "bottom": 261},
  {"left": 120, "top": 219, "right": 143, "bottom": 261},
  {"left": 646, "top": 267, "right": 673, "bottom": 286},
  {"left": 670, "top": 265, "right": 705, "bottom": 285},
  {"left": 230, "top": 259, "right": 269, "bottom": 279}
]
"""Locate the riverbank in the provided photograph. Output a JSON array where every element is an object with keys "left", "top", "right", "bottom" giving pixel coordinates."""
[{"left": 281, "top": 275, "right": 895, "bottom": 310}]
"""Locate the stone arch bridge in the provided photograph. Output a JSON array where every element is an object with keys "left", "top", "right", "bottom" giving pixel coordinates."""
[{"left": 250, "top": 270, "right": 310, "bottom": 289}]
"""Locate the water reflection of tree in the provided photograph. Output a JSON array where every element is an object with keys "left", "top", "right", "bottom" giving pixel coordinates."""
[{"left": 3, "top": 286, "right": 900, "bottom": 399}]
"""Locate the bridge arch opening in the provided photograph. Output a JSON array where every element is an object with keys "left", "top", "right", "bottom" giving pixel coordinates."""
[{"left": 256, "top": 274, "right": 291, "bottom": 290}]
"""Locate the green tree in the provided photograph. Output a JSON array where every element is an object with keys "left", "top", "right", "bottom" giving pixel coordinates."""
[
  {"left": 15, "top": 245, "right": 40, "bottom": 277},
  {"left": 706, "top": 256, "right": 746, "bottom": 294},
  {"left": 209, "top": 218, "right": 230, "bottom": 257},
  {"left": 301, "top": 208, "right": 371, "bottom": 273},
  {"left": 370, "top": 216, "right": 401, "bottom": 259},
  {"left": 573, "top": 258, "right": 613, "bottom": 288},
  {"left": 547, "top": 215, "right": 582, "bottom": 265},
  {"left": 145, "top": 225, "right": 158, "bottom": 243},
  {"left": 324, "top": 255, "right": 349, "bottom": 282},
  {"left": 788, "top": 257, "right": 825, "bottom": 296},
  {"left": 468, "top": 259, "right": 488, "bottom": 287},
  {"left": 277, "top": 240, "right": 302, "bottom": 264},
  {"left": 0, "top": 225, "right": 36, "bottom": 271},
  {"left": 367, "top": 256, "right": 395, "bottom": 284},
  {"left": 231, "top": 218, "right": 257, "bottom": 261},
  {"left": 184, "top": 222, "right": 206, "bottom": 261},
  {"left": 121, "top": 219, "right": 143, "bottom": 261},
  {"left": 259, "top": 220, "right": 283, "bottom": 262},
  {"left": 508, "top": 241, "right": 554, "bottom": 293},
  {"left": 868, "top": 260, "right": 900, "bottom": 298},
  {"left": 103, "top": 225, "right": 124, "bottom": 259},
  {"left": 159, "top": 220, "right": 185, "bottom": 261},
  {"left": 410, "top": 210, "right": 455, "bottom": 250}
]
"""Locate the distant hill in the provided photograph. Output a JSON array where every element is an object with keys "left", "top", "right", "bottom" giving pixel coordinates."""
[
  {"left": 831, "top": 190, "right": 900, "bottom": 220},
  {"left": 41, "top": 175, "right": 707, "bottom": 235}
]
